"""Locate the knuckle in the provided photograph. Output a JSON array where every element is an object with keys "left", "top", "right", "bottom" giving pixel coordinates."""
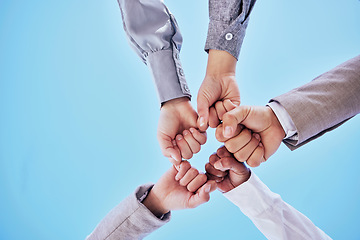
[
  {"left": 234, "top": 151, "right": 246, "bottom": 162},
  {"left": 243, "top": 129, "right": 252, "bottom": 142},
  {"left": 199, "top": 174, "right": 208, "bottom": 183},
  {"left": 224, "top": 141, "right": 237, "bottom": 153},
  {"left": 182, "top": 161, "right": 191, "bottom": 169},
  {"left": 189, "top": 168, "right": 198, "bottom": 176},
  {"left": 182, "top": 152, "right": 193, "bottom": 160},
  {"left": 187, "top": 185, "right": 195, "bottom": 192},
  {"left": 247, "top": 159, "right": 260, "bottom": 167},
  {"left": 215, "top": 127, "right": 224, "bottom": 142}
]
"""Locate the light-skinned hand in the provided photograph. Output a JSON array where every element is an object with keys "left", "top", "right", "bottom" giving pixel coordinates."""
[
  {"left": 143, "top": 161, "right": 217, "bottom": 217},
  {"left": 205, "top": 146, "right": 250, "bottom": 193},
  {"left": 158, "top": 97, "right": 207, "bottom": 165},
  {"left": 217, "top": 105, "right": 286, "bottom": 167},
  {"left": 197, "top": 50, "right": 240, "bottom": 131}
]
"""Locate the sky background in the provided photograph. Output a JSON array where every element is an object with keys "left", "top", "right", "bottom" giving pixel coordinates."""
[{"left": 0, "top": 0, "right": 359, "bottom": 239}]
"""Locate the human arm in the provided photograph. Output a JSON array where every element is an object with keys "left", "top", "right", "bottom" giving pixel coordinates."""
[
  {"left": 206, "top": 147, "right": 332, "bottom": 240},
  {"left": 158, "top": 97, "right": 207, "bottom": 165},
  {"left": 86, "top": 161, "right": 216, "bottom": 240},
  {"left": 216, "top": 105, "right": 285, "bottom": 167},
  {"left": 117, "top": 0, "right": 190, "bottom": 103},
  {"left": 117, "top": 0, "right": 207, "bottom": 163},
  {"left": 217, "top": 55, "right": 360, "bottom": 167},
  {"left": 270, "top": 55, "right": 360, "bottom": 150},
  {"left": 197, "top": 0, "right": 257, "bottom": 131}
]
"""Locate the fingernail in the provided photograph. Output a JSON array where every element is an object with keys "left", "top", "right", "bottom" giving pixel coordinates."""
[
  {"left": 176, "top": 135, "right": 183, "bottom": 141},
  {"left": 224, "top": 126, "right": 232, "bottom": 137},
  {"left": 199, "top": 117, "right": 205, "bottom": 127},
  {"left": 214, "top": 161, "right": 223, "bottom": 169},
  {"left": 254, "top": 133, "right": 260, "bottom": 140},
  {"left": 183, "top": 130, "right": 189, "bottom": 136},
  {"left": 259, "top": 142, "right": 263, "bottom": 147},
  {"left": 172, "top": 140, "right": 177, "bottom": 146},
  {"left": 204, "top": 184, "right": 211, "bottom": 193},
  {"left": 189, "top": 128, "right": 195, "bottom": 133}
]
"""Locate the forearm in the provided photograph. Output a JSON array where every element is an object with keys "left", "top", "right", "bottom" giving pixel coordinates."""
[
  {"left": 117, "top": 0, "right": 191, "bottom": 104},
  {"left": 224, "top": 173, "right": 331, "bottom": 240},
  {"left": 270, "top": 55, "right": 360, "bottom": 149},
  {"left": 86, "top": 184, "right": 170, "bottom": 240}
]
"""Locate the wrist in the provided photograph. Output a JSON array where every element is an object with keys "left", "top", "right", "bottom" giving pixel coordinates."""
[
  {"left": 161, "top": 96, "right": 190, "bottom": 109},
  {"left": 227, "top": 168, "right": 251, "bottom": 192},
  {"left": 142, "top": 188, "right": 169, "bottom": 218},
  {"left": 206, "top": 49, "right": 237, "bottom": 77},
  {"left": 266, "top": 106, "right": 286, "bottom": 139}
]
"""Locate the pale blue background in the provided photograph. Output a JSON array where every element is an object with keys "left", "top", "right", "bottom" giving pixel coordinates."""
[{"left": 0, "top": 0, "right": 359, "bottom": 239}]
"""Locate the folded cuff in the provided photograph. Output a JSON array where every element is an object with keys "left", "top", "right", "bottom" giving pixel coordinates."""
[
  {"left": 205, "top": 19, "right": 248, "bottom": 60},
  {"left": 146, "top": 48, "right": 191, "bottom": 104}
]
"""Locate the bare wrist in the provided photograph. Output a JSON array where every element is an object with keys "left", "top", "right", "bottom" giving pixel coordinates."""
[
  {"left": 206, "top": 49, "right": 237, "bottom": 77},
  {"left": 161, "top": 97, "right": 190, "bottom": 109},
  {"left": 142, "top": 188, "right": 169, "bottom": 218}
]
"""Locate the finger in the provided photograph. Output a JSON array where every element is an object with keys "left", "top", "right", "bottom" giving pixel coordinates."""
[
  {"left": 246, "top": 143, "right": 265, "bottom": 168},
  {"left": 214, "top": 101, "right": 227, "bottom": 121},
  {"left": 215, "top": 123, "right": 243, "bottom": 142},
  {"left": 206, "top": 172, "right": 224, "bottom": 183},
  {"left": 208, "top": 106, "right": 220, "bottom": 128},
  {"left": 197, "top": 94, "right": 210, "bottom": 132},
  {"left": 183, "top": 130, "right": 201, "bottom": 154},
  {"left": 224, "top": 128, "right": 252, "bottom": 153},
  {"left": 213, "top": 156, "right": 248, "bottom": 175},
  {"left": 188, "top": 181, "right": 217, "bottom": 208},
  {"left": 222, "top": 106, "right": 252, "bottom": 138},
  {"left": 176, "top": 134, "right": 193, "bottom": 160},
  {"left": 179, "top": 168, "right": 199, "bottom": 186},
  {"left": 189, "top": 128, "right": 207, "bottom": 145},
  {"left": 233, "top": 133, "right": 261, "bottom": 163},
  {"left": 205, "top": 162, "right": 227, "bottom": 178},
  {"left": 208, "top": 152, "right": 220, "bottom": 165},
  {"left": 187, "top": 173, "right": 208, "bottom": 192},
  {"left": 175, "top": 161, "right": 191, "bottom": 181},
  {"left": 223, "top": 99, "right": 238, "bottom": 112},
  {"left": 158, "top": 135, "right": 182, "bottom": 165},
  {"left": 216, "top": 145, "right": 232, "bottom": 158}
]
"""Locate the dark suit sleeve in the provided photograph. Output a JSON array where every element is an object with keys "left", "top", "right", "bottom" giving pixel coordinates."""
[{"left": 270, "top": 55, "right": 360, "bottom": 150}]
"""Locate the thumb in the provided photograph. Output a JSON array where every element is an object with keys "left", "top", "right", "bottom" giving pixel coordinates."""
[
  {"left": 166, "top": 146, "right": 182, "bottom": 166},
  {"left": 213, "top": 156, "right": 246, "bottom": 174},
  {"left": 158, "top": 136, "right": 182, "bottom": 165},
  {"left": 196, "top": 94, "right": 210, "bottom": 132},
  {"left": 222, "top": 106, "right": 250, "bottom": 138},
  {"left": 188, "top": 181, "right": 217, "bottom": 208},
  {"left": 223, "top": 99, "right": 238, "bottom": 112}
]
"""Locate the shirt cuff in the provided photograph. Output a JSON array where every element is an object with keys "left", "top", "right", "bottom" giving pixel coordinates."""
[
  {"left": 223, "top": 172, "right": 282, "bottom": 217},
  {"left": 267, "top": 101, "right": 298, "bottom": 140},
  {"left": 205, "top": 19, "right": 248, "bottom": 60},
  {"left": 146, "top": 47, "right": 191, "bottom": 104},
  {"left": 135, "top": 184, "right": 171, "bottom": 223}
]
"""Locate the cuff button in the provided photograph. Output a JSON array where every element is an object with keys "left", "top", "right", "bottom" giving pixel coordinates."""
[{"left": 225, "top": 33, "right": 233, "bottom": 41}]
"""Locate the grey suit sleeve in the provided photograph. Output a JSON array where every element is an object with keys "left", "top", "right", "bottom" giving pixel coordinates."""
[
  {"left": 117, "top": 0, "right": 191, "bottom": 104},
  {"left": 270, "top": 55, "right": 360, "bottom": 150},
  {"left": 86, "top": 184, "right": 171, "bottom": 240},
  {"left": 205, "top": 0, "right": 257, "bottom": 60}
]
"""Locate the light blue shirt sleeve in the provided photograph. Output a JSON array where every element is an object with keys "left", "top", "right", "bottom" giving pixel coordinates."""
[{"left": 117, "top": 0, "right": 191, "bottom": 104}]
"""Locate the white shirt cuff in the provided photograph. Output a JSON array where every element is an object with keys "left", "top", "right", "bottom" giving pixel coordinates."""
[{"left": 267, "top": 101, "right": 298, "bottom": 140}]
